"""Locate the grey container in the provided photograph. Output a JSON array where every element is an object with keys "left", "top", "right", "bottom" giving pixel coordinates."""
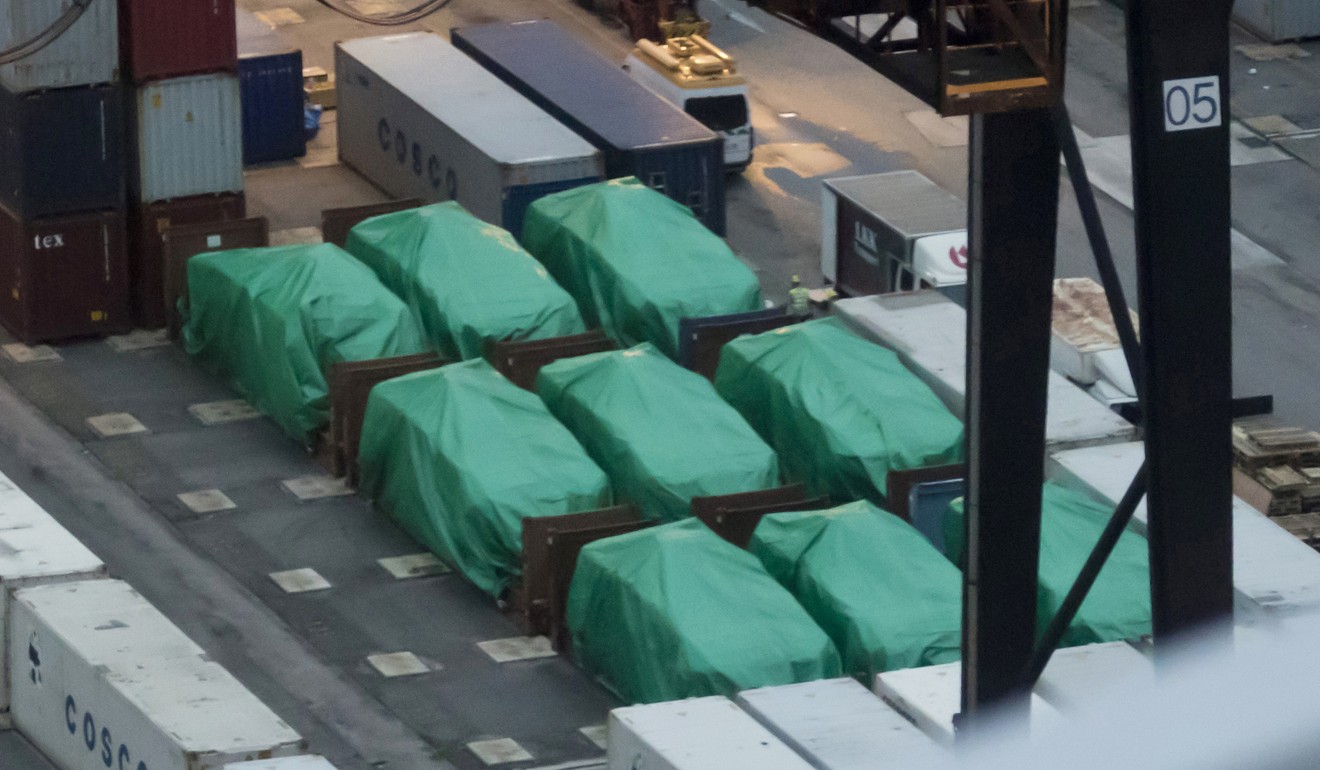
[
  {"left": 335, "top": 32, "right": 605, "bottom": 238},
  {"left": 1234, "top": 0, "right": 1320, "bottom": 42},
  {"left": 451, "top": 20, "right": 727, "bottom": 236},
  {"left": 135, "top": 73, "right": 245, "bottom": 204},
  {"left": 0, "top": 0, "right": 119, "bottom": 92}
]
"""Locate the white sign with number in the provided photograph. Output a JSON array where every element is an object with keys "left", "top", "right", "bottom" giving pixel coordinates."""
[{"left": 1163, "top": 76, "right": 1222, "bottom": 132}]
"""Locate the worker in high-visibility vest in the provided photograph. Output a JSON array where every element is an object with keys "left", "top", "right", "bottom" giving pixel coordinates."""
[{"left": 788, "top": 275, "right": 811, "bottom": 319}]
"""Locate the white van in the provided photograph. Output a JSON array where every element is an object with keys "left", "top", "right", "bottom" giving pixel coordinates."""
[{"left": 623, "top": 35, "right": 754, "bottom": 171}]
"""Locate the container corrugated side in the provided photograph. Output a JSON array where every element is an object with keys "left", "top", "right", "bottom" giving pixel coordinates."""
[
  {"left": 223, "top": 757, "right": 338, "bottom": 770},
  {"left": 736, "top": 679, "right": 946, "bottom": 770},
  {"left": 873, "top": 662, "right": 1063, "bottom": 746},
  {"left": 239, "top": 51, "right": 306, "bottom": 165},
  {"left": 335, "top": 33, "right": 602, "bottom": 231},
  {"left": 834, "top": 292, "right": 1137, "bottom": 451},
  {"left": 1048, "top": 441, "right": 1320, "bottom": 620},
  {"left": 0, "top": 471, "right": 106, "bottom": 727},
  {"left": 10, "top": 580, "right": 305, "bottom": 770},
  {"left": 120, "top": 0, "right": 238, "bottom": 83},
  {"left": 0, "top": 0, "right": 119, "bottom": 92},
  {"left": 0, "top": 84, "right": 126, "bottom": 220},
  {"left": 1234, "top": 0, "right": 1320, "bottom": 42},
  {"left": 136, "top": 74, "right": 244, "bottom": 203},
  {"left": 607, "top": 696, "right": 813, "bottom": 770}
]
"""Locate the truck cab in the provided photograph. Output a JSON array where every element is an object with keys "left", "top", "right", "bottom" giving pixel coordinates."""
[{"left": 623, "top": 35, "right": 754, "bottom": 171}]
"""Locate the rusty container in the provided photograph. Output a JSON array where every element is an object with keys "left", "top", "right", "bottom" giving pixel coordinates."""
[
  {"left": 130, "top": 193, "right": 245, "bottom": 328},
  {"left": 0, "top": 205, "right": 132, "bottom": 344}
]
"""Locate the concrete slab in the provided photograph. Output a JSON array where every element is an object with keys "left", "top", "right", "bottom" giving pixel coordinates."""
[
  {"left": 477, "top": 636, "right": 556, "bottom": 663},
  {"left": 86, "top": 412, "right": 149, "bottom": 438},
  {"left": 368, "top": 651, "right": 432, "bottom": 678},
  {"left": 283, "top": 475, "right": 354, "bottom": 501},
  {"left": 578, "top": 725, "right": 608, "bottom": 750},
  {"left": 106, "top": 329, "right": 170, "bottom": 352},
  {"left": 467, "top": 738, "right": 534, "bottom": 766},
  {"left": 189, "top": 399, "right": 262, "bottom": 426},
  {"left": 378, "top": 552, "right": 451, "bottom": 579},
  {"left": 903, "top": 110, "right": 969, "bottom": 148},
  {"left": 177, "top": 489, "right": 238, "bottom": 514},
  {"left": 2, "top": 343, "right": 61, "bottom": 363},
  {"left": 270, "top": 567, "right": 333, "bottom": 594}
]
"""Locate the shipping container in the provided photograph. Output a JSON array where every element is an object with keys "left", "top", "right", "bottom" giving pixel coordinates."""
[
  {"left": 450, "top": 20, "right": 728, "bottom": 235},
  {"left": 0, "top": 84, "right": 125, "bottom": 219},
  {"left": 736, "top": 679, "right": 946, "bottom": 770},
  {"left": 1234, "top": 0, "right": 1320, "bottom": 42},
  {"left": 820, "top": 171, "right": 967, "bottom": 299},
  {"left": 134, "top": 73, "right": 244, "bottom": 203},
  {"left": 335, "top": 33, "right": 604, "bottom": 238},
  {"left": 873, "top": 662, "right": 1063, "bottom": 746},
  {"left": 1049, "top": 441, "right": 1320, "bottom": 620},
  {"left": 10, "top": 580, "right": 306, "bottom": 770},
  {"left": 0, "top": 470, "right": 106, "bottom": 728},
  {"left": 239, "top": 50, "right": 306, "bottom": 165},
  {"left": 223, "top": 758, "right": 338, "bottom": 770},
  {"left": 608, "top": 697, "right": 814, "bottom": 770},
  {"left": 118, "top": 0, "right": 238, "bottom": 83},
  {"left": 0, "top": 0, "right": 119, "bottom": 92},
  {"left": 0, "top": 205, "right": 132, "bottom": 344},
  {"left": 1034, "top": 642, "right": 1154, "bottom": 711},
  {"left": 834, "top": 291, "right": 1137, "bottom": 452},
  {"left": 130, "top": 193, "right": 246, "bottom": 329}
]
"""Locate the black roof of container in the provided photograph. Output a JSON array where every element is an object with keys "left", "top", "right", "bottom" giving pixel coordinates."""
[{"left": 450, "top": 19, "right": 719, "bottom": 152}]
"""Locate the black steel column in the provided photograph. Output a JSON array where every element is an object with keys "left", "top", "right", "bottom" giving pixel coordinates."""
[
  {"left": 1126, "top": 0, "right": 1235, "bottom": 654},
  {"left": 960, "top": 108, "right": 1061, "bottom": 731}
]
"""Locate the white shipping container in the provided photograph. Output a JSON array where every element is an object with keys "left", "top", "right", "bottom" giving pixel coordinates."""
[
  {"left": 1034, "top": 642, "right": 1154, "bottom": 711},
  {"left": 0, "top": 0, "right": 119, "bottom": 92},
  {"left": 873, "top": 662, "right": 1064, "bottom": 746},
  {"left": 224, "top": 757, "right": 338, "bottom": 770},
  {"left": 137, "top": 74, "right": 245, "bottom": 203},
  {"left": 10, "top": 580, "right": 304, "bottom": 770},
  {"left": 736, "top": 678, "right": 946, "bottom": 769},
  {"left": 834, "top": 292, "right": 1137, "bottom": 452},
  {"left": 1048, "top": 441, "right": 1320, "bottom": 620},
  {"left": 608, "top": 696, "right": 814, "bottom": 770},
  {"left": 0, "top": 471, "right": 105, "bottom": 727},
  {"left": 335, "top": 33, "right": 604, "bottom": 236}
]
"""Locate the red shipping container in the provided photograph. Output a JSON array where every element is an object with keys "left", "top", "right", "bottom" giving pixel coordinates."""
[
  {"left": 119, "top": 0, "right": 238, "bottom": 83},
  {"left": 130, "top": 193, "right": 245, "bottom": 329},
  {"left": 0, "top": 205, "right": 132, "bottom": 344}
]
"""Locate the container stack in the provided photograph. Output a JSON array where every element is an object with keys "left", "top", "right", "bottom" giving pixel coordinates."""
[
  {"left": 0, "top": 0, "right": 131, "bottom": 343},
  {"left": 120, "top": 0, "right": 245, "bottom": 329}
]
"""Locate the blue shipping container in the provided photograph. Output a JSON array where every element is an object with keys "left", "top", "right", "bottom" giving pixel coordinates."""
[
  {"left": 239, "top": 50, "right": 306, "bottom": 165},
  {"left": 0, "top": 83, "right": 125, "bottom": 219},
  {"left": 451, "top": 20, "right": 727, "bottom": 236}
]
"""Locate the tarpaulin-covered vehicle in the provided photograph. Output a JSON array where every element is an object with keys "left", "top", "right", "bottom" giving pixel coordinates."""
[
  {"left": 521, "top": 178, "right": 762, "bottom": 359},
  {"left": 749, "top": 501, "right": 962, "bottom": 682},
  {"left": 356, "top": 360, "right": 612, "bottom": 596},
  {"left": 715, "top": 318, "right": 964, "bottom": 504},
  {"left": 344, "top": 202, "right": 587, "bottom": 360},
  {"left": 944, "top": 482, "right": 1152, "bottom": 645},
  {"left": 182, "top": 243, "right": 428, "bottom": 443},
  {"left": 536, "top": 343, "right": 780, "bottom": 522},
  {"left": 567, "top": 517, "right": 842, "bottom": 703}
]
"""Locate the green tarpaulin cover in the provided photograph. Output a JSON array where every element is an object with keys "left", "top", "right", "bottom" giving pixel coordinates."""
[
  {"left": 536, "top": 344, "right": 780, "bottom": 522},
  {"left": 749, "top": 501, "right": 962, "bottom": 682},
  {"left": 521, "top": 178, "right": 762, "bottom": 359},
  {"left": 182, "top": 243, "right": 428, "bottom": 443},
  {"left": 345, "top": 202, "right": 586, "bottom": 360},
  {"left": 943, "top": 483, "right": 1152, "bottom": 645},
  {"left": 357, "top": 360, "right": 612, "bottom": 596},
  {"left": 715, "top": 318, "right": 965, "bottom": 503},
  {"left": 567, "top": 518, "right": 842, "bottom": 704}
]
